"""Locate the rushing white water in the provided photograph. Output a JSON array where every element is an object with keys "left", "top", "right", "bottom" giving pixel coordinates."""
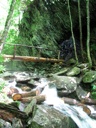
[{"left": 41, "top": 83, "right": 96, "bottom": 128}]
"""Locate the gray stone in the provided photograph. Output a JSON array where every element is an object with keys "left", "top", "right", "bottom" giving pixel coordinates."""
[
  {"left": 0, "top": 119, "right": 12, "bottom": 128},
  {"left": 13, "top": 71, "right": 31, "bottom": 82},
  {"left": 28, "top": 105, "right": 77, "bottom": 128},
  {"left": 50, "top": 75, "right": 78, "bottom": 93}
]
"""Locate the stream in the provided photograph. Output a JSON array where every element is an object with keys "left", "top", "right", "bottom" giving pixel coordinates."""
[
  {"left": 41, "top": 83, "right": 96, "bottom": 128},
  {"left": 1, "top": 71, "right": 96, "bottom": 128}
]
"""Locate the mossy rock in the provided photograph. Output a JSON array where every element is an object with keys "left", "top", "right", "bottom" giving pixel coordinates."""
[
  {"left": 82, "top": 71, "right": 96, "bottom": 83},
  {"left": 66, "top": 67, "right": 81, "bottom": 76},
  {"left": 68, "top": 58, "right": 76, "bottom": 65}
]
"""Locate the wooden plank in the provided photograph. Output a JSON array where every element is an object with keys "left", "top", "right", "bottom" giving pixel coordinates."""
[{"left": 3, "top": 54, "right": 64, "bottom": 63}]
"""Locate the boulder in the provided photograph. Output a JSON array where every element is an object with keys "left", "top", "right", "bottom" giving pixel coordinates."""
[
  {"left": 50, "top": 75, "right": 78, "bottom": 93},
  {"left": 66, "top": 67, "right": 81, "bottom": 76},
  {"left": 13, "top": 72, "right": 31, "bottom": 82},
  {"left": 28, "top": 105, "right": 77, "bottom": 128},
  {"left": 76, "top": 86, "right": 88, "bottom": 100},
  {"left": 82, "top": 71, "right": 96, "bottom": 83}
]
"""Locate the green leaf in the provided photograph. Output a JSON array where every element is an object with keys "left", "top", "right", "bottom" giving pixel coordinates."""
[
  {"left": 0, "top": 65, "right": 5, "bottom": 73},
  {"left": 0, "top": 55, "right": 4, "bottom": 63},
  {"left": 92, "top": 84, "right": 96, "bottom": 91},
  {"left": 91, "top": 92, "right": 96, "bottom": 99}
]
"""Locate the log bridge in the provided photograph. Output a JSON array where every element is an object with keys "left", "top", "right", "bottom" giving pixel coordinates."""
[{"left": 3, "top": 44, "right": 64, "bottom": 63}]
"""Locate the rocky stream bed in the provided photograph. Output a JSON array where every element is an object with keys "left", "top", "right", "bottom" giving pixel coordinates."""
[{"left": 0, "top": 63, "right": 96, "bottom": 128}]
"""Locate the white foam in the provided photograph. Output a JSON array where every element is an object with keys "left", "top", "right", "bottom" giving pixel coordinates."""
[{"left": 41, "top": 83, "right": 96, "bottom": 128}]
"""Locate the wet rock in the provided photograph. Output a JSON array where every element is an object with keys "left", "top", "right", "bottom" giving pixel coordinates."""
[
  {"left": 0, "top": 119, "right": 12, "bottom": 128},
  {"left": 50, "top": 75, "right": 78, "bottom": 93},
  {"left": 81, "top": 68, "right": 89, "bottom": 74},
  {"left": 77, "top": 63, "right": 90, "bottom": 69},
  {"left": 13, "top": 72, "right": 31, "bottom": 82},
  {"left": 82, "top": 70, "right": 96, "bottom": 83},
  {"left": 66, "top": 67, "right": 81, "bottom": 76},
  {"left": 76, "top": 86, "right": 88, "bottom": 100},
  {"left": 90, "top": 113, "right": 96, "bottom": 119},
  {"left": 29, "top": 105, "right": 77, "bottom": 128},
  {"left": 77, "top": 63, "right": 90, "bottom": 74},
  {"left": 28, "top": 78, "right": 49, "bottom": 91},
  {"left": 17, "top": 83, "right": 32, "bottom": 91},
  {"left": 28, "top": 79, "right": 39, "bottom": 86},
  {"left": 2, "top": 72, "right": 16, "bottom": 82}
]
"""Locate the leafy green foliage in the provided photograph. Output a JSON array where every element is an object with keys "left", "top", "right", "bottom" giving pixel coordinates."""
[
  {"left": 2, "top": 0, "right": 21, "bottom": 55},
  {"left": 0, "top": 55, "right": 6, "bottom": 73},
  {"left": 91, "top": 83, "right": 96, "bottom": 99},
  {"left": 18, "top": 0, "right": 70, "bottom": 58},
  {"left": 0, "top": 55, "right": 5, "bottom": 73},
  {"left": 91, "top": 92, "right": 96, "bottom": 99},
  {"left": 0, "top": 81, "right": 5, "bottom": 91},
  {"left": 92, "top": 84, "right": 96, "bottom": 91},
  {"left": 3, "top": 28, "right": 19, "bottom": 54},
  {"left": 0, "top": 65, "right": 5, "bottom": 73},
  {"left": 0, "top": 55, "right": 4, "bottom": 63}
]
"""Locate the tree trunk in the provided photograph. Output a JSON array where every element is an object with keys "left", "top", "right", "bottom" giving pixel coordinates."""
[
  {"left": 67, "top": 0, "right": 78, "bottom": 64},
  {"left": 0, "top": 0, "right": 16, "bottom": 53},
  {"left": 78, "top": 0, "right": 84, "bottom": 60},
  {"left": 86, "top": 0, "right": 92, "bottom": 67}
]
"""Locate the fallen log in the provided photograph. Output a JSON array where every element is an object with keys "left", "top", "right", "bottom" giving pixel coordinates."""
[
  {"left": 0, "top": 110, "right": 14, "bottom": 123},
  {"left": 12, "top": 93, "right": 92, "bottom": 115},
  {"left": 3, "top": 54, "right": 64, "bottom": 63},
  {"left": 12, "top": 93, "right": 22, "bottom": 101},
  {"left": 61, "top": 97, "right": 79, "bottom": 105},
  {"left": 12, "top": 89, "right": 41, "bottom": 101},
  {"left": 21, "top": 95, "right": 45, "bottom": 104},
  {"left": 81, "top": 98, "right": 96, "bottom": 105},
  {"left": 61, "top": 97, "right": 90, "bottom": 106},
  {"left": 12, "top": 94, "right": 45, "bottom": 104},
  {"left": 21, "top": 89, "right": 41, "bottom": 97},
  {"left": 0, "top": 102, "right": 28, "bottom": 123},
  {"left": 61, "top": 97, "right": 91, "bottom": 115}
]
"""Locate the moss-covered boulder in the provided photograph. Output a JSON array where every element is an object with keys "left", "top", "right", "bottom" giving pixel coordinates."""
[{"left": 82, "top": 71, "right": 96, "bottom": 83}]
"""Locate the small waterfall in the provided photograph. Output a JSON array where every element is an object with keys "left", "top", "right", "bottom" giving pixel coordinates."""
[{"left": 41, "top": 83, "right": 96, "bottom": 128}]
